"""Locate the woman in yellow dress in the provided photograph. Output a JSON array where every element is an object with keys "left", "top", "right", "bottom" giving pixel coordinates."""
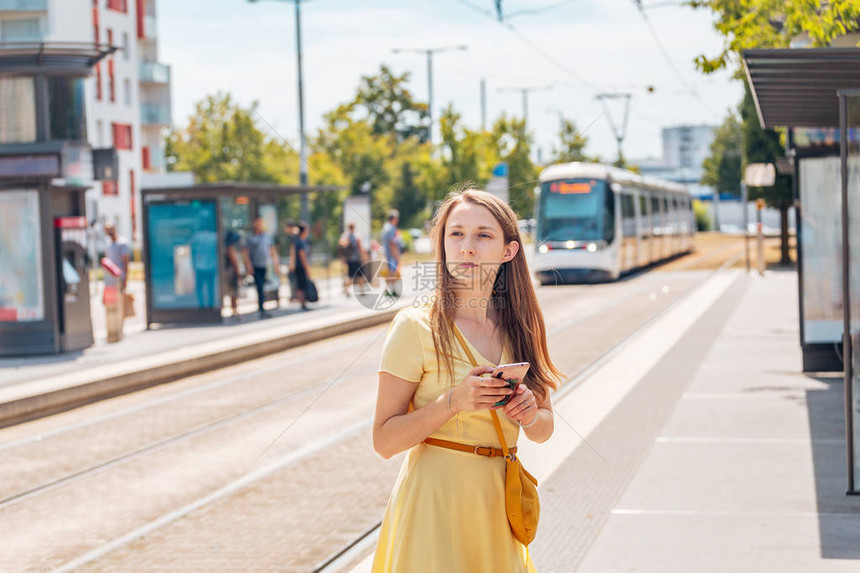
[{"left": 371, "top": 188, "right": 563, "bottom": 572}]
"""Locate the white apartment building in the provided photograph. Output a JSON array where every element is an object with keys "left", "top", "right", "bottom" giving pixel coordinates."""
[{"left": 0, "top": 0, "right": 173, "bottom": 247}]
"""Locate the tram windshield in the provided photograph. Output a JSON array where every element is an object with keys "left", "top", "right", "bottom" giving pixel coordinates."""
[{"left": 537, "top": 178, "right": 610, "bottom": 242}]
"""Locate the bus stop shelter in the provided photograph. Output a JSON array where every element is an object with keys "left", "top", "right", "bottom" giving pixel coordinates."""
[
  {"left": 141, "top": 182, "right": 338, "bottom": 327},
  {"left": 743, "top": 47, "right": 860, "bottom": 494}
]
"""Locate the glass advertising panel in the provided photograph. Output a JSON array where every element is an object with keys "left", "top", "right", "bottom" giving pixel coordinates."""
[
  {"left": 0, "top": 190, "right": 44, "bottom": 321},
  {"left": 847, "top": 95, "right": 860, "bottom": 490},
  {"left": 147, "top": 201, "right": 220, "bottom": 310},
  {"left": 798, "top": 156, "right": 844, "bottom": 344}
]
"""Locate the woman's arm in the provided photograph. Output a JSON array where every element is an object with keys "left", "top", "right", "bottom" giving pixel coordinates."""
[
  {"left": 503, "top": 385, "right": 554, "bottom": 444},
  {"left": 299, "top": 248, "right": 311, "bottom": 272},
  {"left": 372, "top": 372, "right": 453, "bottom": 460},
  {"left": 373, "top": 365, "right": 506, "bottom": 459}
]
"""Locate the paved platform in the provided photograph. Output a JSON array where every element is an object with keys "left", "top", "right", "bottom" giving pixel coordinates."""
[
  {"left": 0, "top": 270, "right": 417, "bottom": 427},
  {"left": 347, "top": 270, "right": 860, "bottom": 572}
]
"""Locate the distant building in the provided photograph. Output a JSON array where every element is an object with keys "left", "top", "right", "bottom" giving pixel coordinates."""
[
  {"left": 0, "top": 0, "right": 174, "bottom": 247},
  {"left": 635, "top": 124, "right": 717, "bottom": 198}
]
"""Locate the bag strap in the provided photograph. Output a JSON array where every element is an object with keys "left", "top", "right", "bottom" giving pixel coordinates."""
[{"left": 452, "top": 325, "right": 511, "bottom": 457}]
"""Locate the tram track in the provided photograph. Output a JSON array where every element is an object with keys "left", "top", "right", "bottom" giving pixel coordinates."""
[
  {"left": 0, "top": 268, "right": 693, "bottom": 512},
  {"left": 313, "top": 253, "right": 744, "bottom": 573},
  {"left": 1, "top": 243, "right": 742, "bottom": 571}
]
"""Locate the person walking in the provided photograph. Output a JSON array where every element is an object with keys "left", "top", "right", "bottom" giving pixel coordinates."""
[
  {"left": 290, "top": 222, "right": 312, "bottom": 310},
  {"left": 284, "top": 221, "right": 299, "bottom": 302},
  {"left": 339, "top": 222, "right": 366, "bottom": 295},
  {"left": 371, "top": 189, "right": 563, "bottom": 572},
  {"left": 381, "top": 209, "right": 401, "bottom": 296},
  {"left": 242, "top": 217, "right": 280, "bottom": 319},
  {"left": 103, "top": 223, "right": 130, "bottom": 341},
  {"left": 222, "top": 229, "right": 242, "bottom": 319}
]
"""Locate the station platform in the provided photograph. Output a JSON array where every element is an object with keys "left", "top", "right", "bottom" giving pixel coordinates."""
[
  {"left": 0, "top": 270, "right": 415, "bottom": 428},
  {"left": 347, "top": 270, "right": 860, "bottom": 572}
]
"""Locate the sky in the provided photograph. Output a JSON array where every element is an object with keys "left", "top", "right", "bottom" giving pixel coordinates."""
[{"left": 156, "top": 0, "right": 744, "bottom": 164}]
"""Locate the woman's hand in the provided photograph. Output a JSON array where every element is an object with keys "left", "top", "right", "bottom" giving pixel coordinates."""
[
  {"left": 449, "top": 366, "right": 512, "bottom": 413},
  {"left": 502, "top": 384, "right": 538, "bottom": 426}
]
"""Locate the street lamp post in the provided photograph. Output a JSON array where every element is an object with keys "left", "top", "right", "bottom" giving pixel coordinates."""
[
  {"left": 248, "top": 0, "right": 310, "bottom": 223},
  {"left": 497, "top": 85, "right": 552, "bottom": 129},
  {"left": 392, "top": 45, "right": 467, "bottom": 144}
]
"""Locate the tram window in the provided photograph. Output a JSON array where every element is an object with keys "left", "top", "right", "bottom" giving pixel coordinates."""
[
  {"left": 621, "top": 194, "right": 636, "bottom": 237},
  {"left": 603, "top": 186, "right": 615, "bottom": 243}
]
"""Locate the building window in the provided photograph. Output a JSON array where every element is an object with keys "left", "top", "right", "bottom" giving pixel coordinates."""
[
  {"left": 48, "top": 77, "right": 88, "bottom": 142},
  {"left": 107, "top": 0, "right": 128, "bottom": 13},
  {"left": 112, "top": 123, "right": 133, "bottom": 150},
  {"left": 129, "top": 169, "right": 137, "bottom": 238},
  {"left": 0, "top": 77, "right": 37, "bottom": 144},
  {"left": 95, "top": 63, "right": 103, "bottom": 101},
  {"left": 124, "top": 78, "right": 131, "bottom": 105},
  {"left": 0, "top": 18, "right": 42, "bottom": 41},
  {"left": 106, "top": 29, "right": 115, "bottom": 102},
  {"left": 142, "top": 146, "right": 151, "bottom": 169},
  {"left": 92, "top": 4, "right": 99, "bottom": 43},
  {"left": 96, "top": 120, "right": 104, "bottom": 147},
  {"left": 108, "top": 60, "right": 115, "bottom": 103},
  {"left": 122, "top": 32, "right": 130, "bottom": 60},
  {"left": 103, "top": 181, "right": 118, "bottom": 196}
]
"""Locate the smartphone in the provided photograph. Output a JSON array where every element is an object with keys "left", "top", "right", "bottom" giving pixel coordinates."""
[{"left": 491, "top": 362, "right": 530, "bottom": 408}]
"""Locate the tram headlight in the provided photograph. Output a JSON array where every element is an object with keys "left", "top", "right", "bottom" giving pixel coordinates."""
[
  {"left": 587, "top": 243, "right": 598, "bottom": 253},
  {"left": 538, "top": 244, "right": 549, "bottom": 254},
  {"left": 565, "top": 240, "right": 576, "bottom": 249}
]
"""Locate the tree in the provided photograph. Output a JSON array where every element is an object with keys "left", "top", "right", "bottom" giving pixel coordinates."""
[
  {"left": 740, "top": 82, "right": 794, "bottom": 263},
  {"left": 687, "top": 1, "right": 860, "bottom": 264},
  {"left": 165, "top": 92, "right": 296, "bottom": 183},
  {"left": 350, "top": 65, "right": 429, "bottom": 143},
  {"left": 688, "top": 0, "right": 860, "bottom": 74},
  {"left": 491, "top": 115, "right": 538, "bottom": 218},
  {"left": 701, "top": 111, "right": 742, "bottom": 197},
  {"left": 551, "top": 119, "right": 589, "bottom": 164}
]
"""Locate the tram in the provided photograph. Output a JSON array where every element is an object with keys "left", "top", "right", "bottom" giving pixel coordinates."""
[{"left": 533, "top": 162, "right": 695, "bottom": 284}]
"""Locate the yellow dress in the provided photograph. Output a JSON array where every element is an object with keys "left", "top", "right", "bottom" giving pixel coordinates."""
[{"left": 371, "top": 305, "right": 537, "bottom": 573}]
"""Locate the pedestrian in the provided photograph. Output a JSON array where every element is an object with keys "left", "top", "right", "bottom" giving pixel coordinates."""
[
  {"left": 222, "top": 229, "right": 242, "bottom": 319},
  {"left": 381, "top": 209, "right": 401, "bottom": 295},
  {"left": 290, "top": 222, "right": 311, "bottom": 310},
  {"left": 242, "top": 216, "right": 280, "bottom": 319},
  {"left": 103, "top": 223, "right": 130, "bottom": 329},
  {"left": 339, "top": 222, "right": 367, "bottom": 295},
  {"left": 371, "top": 188, "right": 563, "bottom": 572},
  {"left": 284, "top": 221, "right": 299, "bottom": 302}
]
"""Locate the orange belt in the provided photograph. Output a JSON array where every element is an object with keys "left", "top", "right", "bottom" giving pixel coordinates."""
[{"left": 424, "top": 437, "right": 517, "bottom": 458}]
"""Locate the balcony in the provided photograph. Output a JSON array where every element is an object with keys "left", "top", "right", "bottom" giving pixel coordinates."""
[
  {"left": 140, "top": 103, "right": 170, "bottom": 126},
  {"left": 142, "top": 15, "right": 157, "bottom": 40},
  {"left": 0, "top": 0, "right": 47, "bottom": 11},
  {"left": 139, "top": 61, "right": 169, "bottom": 84}
]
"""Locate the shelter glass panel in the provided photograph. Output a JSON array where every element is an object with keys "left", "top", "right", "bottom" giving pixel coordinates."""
[
  {"left": 0, "top": 190, "right": 44, "bottom": 321},
  {"left": 798, "top": 156, "right": 843, "bottom": 344},
  {"left": 48, "top": 77, "right": 87, "bottom": 142},
  {"left": 147, "top": 201, "right": 220, "bottom": 310},
  {"left": 0, "top": 77, "right": 36, "bottom": 144},
  {"left": 847, "top": 94, "right": 860, "bottom": 490}
]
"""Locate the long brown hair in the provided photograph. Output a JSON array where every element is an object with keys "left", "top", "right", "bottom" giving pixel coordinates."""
[{"left": 428, "top": 188, "right": 563, "bottom": 403}]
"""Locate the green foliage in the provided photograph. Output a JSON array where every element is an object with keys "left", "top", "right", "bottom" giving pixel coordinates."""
[
  {"left": 693, "top": 199, "right": 712, "bottom": 231},
  {"left": 701, "top": 111, "right": 742, "bottom": 196},
  {"left": 551, "top": 119, "right": 590, "bottom": 164},
  {"left": 351, "top": 65, "right": 429, "bottom": 143},
  {"left": 689, "top": 0, "right": 860, "bottom": 74},
  {"left": 739, "top": 81, "right": 793, "bottom": 208},
  {"left": 492, "top": 115, "right": 539, "bottom": 218},
  {"left": 165, "top": 92, "right": 296, "bottom": 183}
]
